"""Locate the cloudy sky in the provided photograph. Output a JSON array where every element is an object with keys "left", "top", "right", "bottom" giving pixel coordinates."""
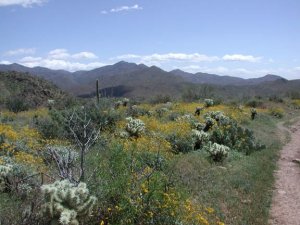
[{"left": 0, "top": 0, "right": 299, "bottom": 79}]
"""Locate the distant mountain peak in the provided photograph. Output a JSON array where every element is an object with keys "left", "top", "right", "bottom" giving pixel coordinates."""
[
  {"left": 263, "top": 74, "right": 284, "bottom": 79},
  {"left": 115, "top": 60, "right": 131, "bottom": 65}
]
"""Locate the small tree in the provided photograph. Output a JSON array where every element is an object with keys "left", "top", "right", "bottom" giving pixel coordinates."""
[{"left": 48, "top": 107, "right": 103, "bottom": 183}]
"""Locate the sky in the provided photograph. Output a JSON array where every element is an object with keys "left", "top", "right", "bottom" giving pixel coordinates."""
[{"left": 0, "top": 0, "right": 300, "bottom": 79}]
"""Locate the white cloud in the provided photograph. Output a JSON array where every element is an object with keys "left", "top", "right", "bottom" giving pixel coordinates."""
[
  {"left": 144, "top": 53, "right": 219, "bottom": 62},
  {"left": 294, "top": 67, "right": 300, "bottom": 71},
  {"left": 6, "top": 48, "right": 104, "bottom": 71},
  {"left": 4, "top": 48, "right": 36, "bottom": 56},
  {"left": 20, "top": 56, "right": 42, "bottom": 62},
  {"left": 222, "top": 54, "right": 262, "bottom": 62},
  {"left": 20, "top": 58, "right": 105, "bottom": 71},
  {"left": 114, "top": 54, "right": 141, "bottom": 60},
  {"left": 0, "top": 0, "right": 47, "bottom": 7},
  {"left": 111, "top": 4, "right": 142, "bottom": 13},
  {"left": 102, "top": 4, "right": 142, "bottom": 14},
  {"left": 0, "top": 60, "right": 11, "bottom": 64},
  {"left": 114, "top": 53, "right": 220, "bottom": 64},
  {"left": 48, "top": 49, "right": 70, "bottom": 59},
  {"left": 72, "top": 52, "right": 98, "bottom": 59},
  {"left": 48, "top": 49, "right": 98, "bottom": 60}
]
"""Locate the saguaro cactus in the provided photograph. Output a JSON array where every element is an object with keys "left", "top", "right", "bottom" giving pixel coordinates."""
[{"left": 96, "top": 80, "right": 100, "bottom": 104}]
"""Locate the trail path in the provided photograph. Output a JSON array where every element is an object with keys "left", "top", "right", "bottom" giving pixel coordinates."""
[{"left": 269, "top": 120, "right": 300, "bottom": 225}]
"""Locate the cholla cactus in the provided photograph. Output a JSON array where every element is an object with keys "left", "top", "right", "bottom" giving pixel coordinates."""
[
  {"left": 194, "top": 107, "right": 203, "bottom": 116},
  {"left": 191, "top": 129, "right": 210, "bottom": 150},
  {"left": 250, "top": 108, "right": 257, "bottom": 120},
  {"left": 125, "top": 117, "right": 145, "bottom": 137},
  {"left": 41, "top": 180, "right": 97, "bottom": 225},
  {"left": 204, "top": 111, "right": 230, "bottom": 126},
  {"left": 192, "top": 122, "right": 206, "bottom": 131},
  {"left": 122, "top": 98, "right": 129, "bottom": 107},
  {"left": 205, "top": 111, "right": 222, "bottom": 120},
  {"left": 115, "top": 100, "right": 123, "bottom": 109},
  {"left": 203, "top": 116, "right": 215, "bottom": 132},
  {"left": 0, "top": 164, "right": 12, "bottom": 192},
  {"left": 205, "top": 142, "right": 229, "bottom": 162},
  {"left": 156, "top": 107, "right": 169, "bottom": 117},
  {"left": 175, "top": 114, "right": 193, "bottom": 122},
  {"left": 204, "top": 99, "right": 214, "bottom": 107}
]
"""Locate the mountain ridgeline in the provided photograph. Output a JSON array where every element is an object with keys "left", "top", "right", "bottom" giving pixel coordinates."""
[{"left": 0, "top": 61, "right": 299, "bottom": 100}]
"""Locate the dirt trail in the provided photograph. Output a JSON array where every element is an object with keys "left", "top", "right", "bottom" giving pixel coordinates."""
[{"left": 269, "top": 120, "right": 300, "bottom": 225}]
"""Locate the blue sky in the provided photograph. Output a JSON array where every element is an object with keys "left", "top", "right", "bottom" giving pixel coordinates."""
[{"left": 0, "top": 0, "right": 299, "bottom": 79}]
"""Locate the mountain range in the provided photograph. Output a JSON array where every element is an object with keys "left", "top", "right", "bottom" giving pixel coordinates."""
[{"left": 0, "top": 61, "right": 299, "bottom": 100}]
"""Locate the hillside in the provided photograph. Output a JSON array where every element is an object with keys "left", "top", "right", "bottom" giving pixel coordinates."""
[
  {"left": 0, "top": 71, "right": 70, "bottom": 110},
  {"left": 0, "top": 63, "right": 76, "bottom": 90},
  {"left": 0, "top": 62, "right": 298, "bottom": 100}
]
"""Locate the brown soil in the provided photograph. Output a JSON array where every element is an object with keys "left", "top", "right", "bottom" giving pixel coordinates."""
[{"left": 269, "top": 121, "right": 300, "bottom": 225}]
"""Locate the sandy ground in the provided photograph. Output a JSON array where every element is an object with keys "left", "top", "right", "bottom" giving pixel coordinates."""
[{"left": 269, "top": 121, "right": 300, "bottom": 225}]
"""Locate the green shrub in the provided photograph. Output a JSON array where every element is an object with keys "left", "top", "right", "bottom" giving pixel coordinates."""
[
  {"left": 268, "top": 107, "right": 284, "bottom": 118},
  {"left": 166, "top": 134, "right": 194, "bottom": 153},
  {"left": 6, "top": 97, "right": 29, "bottom": 113},
  {"left": 245, "top": 100, "right": 263, "bottom": 108}
]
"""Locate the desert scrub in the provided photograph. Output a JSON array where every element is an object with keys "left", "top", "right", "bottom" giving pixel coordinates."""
[
  {"left": 205, "top": 142, "right": 229, "bottom": 162},
  {"left": 0, "top": 124, "right": 18, "bottom": 141},
  {"left": 93, "top": 143, "right": 223, "bottom": 225},
  {"left": 41, "top": 179, "right": 97, "bottom": 225},
  {"left": 125, "top": 117, "right": 145, "bottom": 137},
  {"left": 122, "top": 135, "right": 172, "bottom": 158}
]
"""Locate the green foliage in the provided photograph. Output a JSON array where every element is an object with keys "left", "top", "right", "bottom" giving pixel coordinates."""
[
  {"left": 34, "top": 111, "right": 67, "bottom": 139},
  {"left": 41, "top": 180, "right": 97, "bottom": 225},
  {"left": 126, "top": 105, "right": 148, "bottom": 118},
  {"left": 246, "top": 99, "right": 263, "bottom": 108},
  {"left": 91, "top": 143, "right": 184, "bottom": 225},
  {"left": 6, "top": 97, "right": 29, "bottom": 113},
  {"left": 166, "top": 133, "right": 194, "bottom": 154}
]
